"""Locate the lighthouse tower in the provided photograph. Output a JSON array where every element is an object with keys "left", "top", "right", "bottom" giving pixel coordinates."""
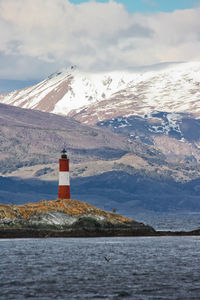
[{"left": 58, "top": 149, "right": 70, "bottom": 199}]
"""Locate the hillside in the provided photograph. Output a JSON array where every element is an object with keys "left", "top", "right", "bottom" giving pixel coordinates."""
[
  {"left": 1, "top": 103, "right": 200, "bottom": 215},
  {"left": 0, "top": 103, "right": 132, "bottom": 174}
]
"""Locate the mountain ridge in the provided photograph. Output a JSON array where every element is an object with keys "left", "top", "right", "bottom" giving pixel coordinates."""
[{"left": 1, "top": 62, "right": 200, "bottom": 125}]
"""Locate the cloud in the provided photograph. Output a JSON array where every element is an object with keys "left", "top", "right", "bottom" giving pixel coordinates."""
[{"left": 0, "top": 0, "right": 200, "bottom": 79}]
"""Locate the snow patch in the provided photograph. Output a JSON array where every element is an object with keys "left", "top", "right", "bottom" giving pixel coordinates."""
[{"left": 1, "top": 62, "right": 200, "bottom": 121}]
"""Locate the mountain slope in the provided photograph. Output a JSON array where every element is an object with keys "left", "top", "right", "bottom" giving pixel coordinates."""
[
  {"left": 1, "top": 104, "right": 200, "bottom": 215},
  {"left": 1, "top": 103, "right": 176, "bottom": 183},
  {"left": 1, "top": 63, "right": 200, "bottom": 214},
  {"left": 1, "top": 62, "right": 200, "bottom": 125},
  {"left": 0, "top": 103, "right": 138, "bottom": 175}
]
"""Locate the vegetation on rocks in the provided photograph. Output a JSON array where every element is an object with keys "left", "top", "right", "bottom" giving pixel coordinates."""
[
  {"left": 0, "top": 198, "right": 131, "bottom": 224},
  {"left": 0, "top": 198, "right": 157, "bottom": 238}
]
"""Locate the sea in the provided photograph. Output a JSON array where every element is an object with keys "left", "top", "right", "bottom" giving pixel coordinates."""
[{"left": 0, "top": 215, "right": 200, "bottom": 300}]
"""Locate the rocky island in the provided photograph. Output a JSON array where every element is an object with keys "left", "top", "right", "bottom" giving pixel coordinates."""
[
  {"left": 0, "top": 198, "right": 156, "bottom": 238},
  {"left": 1, "top": 199, "right": 200, "bottom": 238}
]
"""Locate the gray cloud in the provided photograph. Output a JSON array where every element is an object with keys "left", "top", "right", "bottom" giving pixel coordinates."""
[
  {"left": 6, "top": 40, "right": 22, "bottom": 55},
  {"left": 116, "top": 23, "right": 154, "bottom": 40},
  {"left": 0, "top": 0, "right": 200, "bottom": 79}
]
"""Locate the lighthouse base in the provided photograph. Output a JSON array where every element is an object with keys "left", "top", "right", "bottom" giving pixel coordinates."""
[{"left": 58, "top": 186, "right": 70, "bottom": 199}]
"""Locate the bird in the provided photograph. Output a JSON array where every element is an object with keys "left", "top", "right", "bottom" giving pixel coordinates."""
[{"left": 104, "top": 256, "right": 111, "bottom": 262}]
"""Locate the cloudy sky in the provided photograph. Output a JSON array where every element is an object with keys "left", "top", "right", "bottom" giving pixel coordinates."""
[{"left": 0, "top": 0, "right": 200, "bottom": 80}]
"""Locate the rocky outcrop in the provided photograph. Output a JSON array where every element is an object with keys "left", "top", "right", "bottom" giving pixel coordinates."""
[{"left": 0, "top": 199, "right": 155, "bottom": 238}]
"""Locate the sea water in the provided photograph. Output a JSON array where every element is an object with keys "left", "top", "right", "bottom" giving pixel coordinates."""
[
  {"left": 134, "top": 214, "right": 200, "bottom": 232},
  {"left": 0, "top": 216, "right": 200, "bottom": 300},
  {"left": 1, "top": 234, "right": 200, "bottom": 300}
]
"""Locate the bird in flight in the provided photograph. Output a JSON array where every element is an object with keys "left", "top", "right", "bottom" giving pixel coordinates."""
[{"left": 104, "top": 256, "right": 111, "bottom": 262}]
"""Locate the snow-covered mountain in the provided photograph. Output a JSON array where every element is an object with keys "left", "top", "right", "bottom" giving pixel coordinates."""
[{"left": 1, "top": 62, "right": 200, "bottom": 125}]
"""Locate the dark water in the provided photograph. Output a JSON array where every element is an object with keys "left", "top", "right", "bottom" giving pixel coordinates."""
[
  {"left": 1, "top": 236, "right": 200, "bottom": 300},
  {"left": 134, "top": 214, "right": 200, "bottom": 232}
]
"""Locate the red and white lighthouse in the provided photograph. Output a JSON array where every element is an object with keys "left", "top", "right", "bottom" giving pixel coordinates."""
[{"left": 58, "top": 149, "right": 70, "bottom": 199}]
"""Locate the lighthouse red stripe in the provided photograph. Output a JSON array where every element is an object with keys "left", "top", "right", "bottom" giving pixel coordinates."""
[
  {"left": 58, "top": 185, "right": 70, "bottom": 199},
  {"left": 59, "top": 159, "right": 69, "bottom": 171}
]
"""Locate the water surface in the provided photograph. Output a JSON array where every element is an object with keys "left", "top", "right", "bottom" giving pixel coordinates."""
[{"left": 1, "top": 236, "right": 200, "bottom": 299}]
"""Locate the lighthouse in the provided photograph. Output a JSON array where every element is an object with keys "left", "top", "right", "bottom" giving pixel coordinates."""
[{"left": 58, "top": 149, "right": 70, "bottom": 199}]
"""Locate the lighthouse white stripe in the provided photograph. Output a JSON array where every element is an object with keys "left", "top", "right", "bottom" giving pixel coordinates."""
[{"left": 59, "top": 172, "right": 70, "bottom": 185}]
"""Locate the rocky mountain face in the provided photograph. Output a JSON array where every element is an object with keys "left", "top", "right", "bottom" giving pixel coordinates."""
[{"left": 97, "top": 113, "right": 200, "bottom": 164}]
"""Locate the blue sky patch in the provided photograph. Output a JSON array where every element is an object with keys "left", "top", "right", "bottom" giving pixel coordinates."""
[{"left": 69, "top": 0, "right": 199, "bottom": 13}]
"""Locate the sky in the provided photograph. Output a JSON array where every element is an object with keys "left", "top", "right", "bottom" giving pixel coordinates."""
[
  {"left": 70, "top": 0, "right": 199, "bottom": 13},
  {"left": 0, "top": 0, "right": 200, "bottom": 80}
]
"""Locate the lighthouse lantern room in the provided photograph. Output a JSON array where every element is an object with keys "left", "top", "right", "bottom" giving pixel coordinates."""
[{"left": 58, "top": 149, "right": 70, "bottom": 199}]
